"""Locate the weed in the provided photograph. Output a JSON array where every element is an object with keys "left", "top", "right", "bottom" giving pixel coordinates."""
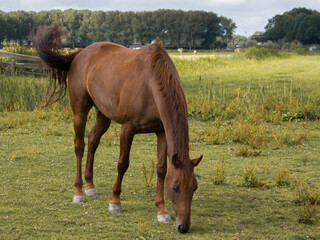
[
  {"left": 241, "top": 166, "right": 264, "bottom": 187},
  {"left": 236, "top": 144, "right": 262, "bottom": 158},
  {"left": 271, "top": 124, "right": 290, "bottom": 147},
  {"left": 294, "top": 180, "right": 320, "bottom": 206},
  {"left": 211, "top": 158, "right": 226, "bottom": 185},
  {"left": 275, "top": 166, "right": 292, "bottom": 186},
  {"left": 137, "top": 222, "right": 150, "bottom": 239},
  {"left": 103, "top": 126, "right": 119, "bottom": 146},
  {"left": 247, "top": 136, "right": 267, "bottom": 149},
  {"left": 230, "top": 120, "right": 268, "bottom": 148},
  {"left": 298, "top": 200, "right": 319, "bottom": 224},
  {"left": 26, "top": 145, "right": 40, "bottom": 160},
  {"left": 197, "top": 126, "right": 228, "bottom": 145},
  {"left": 271, "top": 123, "right": 309, "bottom": 147},
  {"left": 290, "top": 127, "right": 309, "bottom": 145},
  {"left": 141, "top": 159, "right": 155, "bottom": 188}
]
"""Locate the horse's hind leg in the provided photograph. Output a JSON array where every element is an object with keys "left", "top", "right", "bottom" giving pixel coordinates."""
[
  {"left": 155, "top": 131, "right": 172, "bottom": 223},
  {"left": 72, "top": 107, "right": 91, "bottom": 203},
  {"left": 84, "top": 110, "right": 111, "bottom": 196},
  {"left": 109, "top": 124, "right": 134, "bottom": 213}
]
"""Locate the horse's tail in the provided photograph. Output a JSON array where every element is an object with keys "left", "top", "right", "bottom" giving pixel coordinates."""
[{"left": 33, "top": 24, "right": 82, "bottom": 107}]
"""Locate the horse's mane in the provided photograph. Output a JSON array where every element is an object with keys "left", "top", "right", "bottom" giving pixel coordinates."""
[{"left": 150, "top": 44, "right": 192, "bottom": 174}]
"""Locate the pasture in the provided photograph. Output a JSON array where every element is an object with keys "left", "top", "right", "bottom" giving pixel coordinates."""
[{"left": 1, "top": 51, "right": 320, "bottom": 239}]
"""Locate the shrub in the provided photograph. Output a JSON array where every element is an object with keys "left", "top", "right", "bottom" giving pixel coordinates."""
[
  {"left": 3, "top": 43, "right": 37, "bottom": 56},
  {"left": 245, "top": 47, "right": 280, "bottom": 60}
]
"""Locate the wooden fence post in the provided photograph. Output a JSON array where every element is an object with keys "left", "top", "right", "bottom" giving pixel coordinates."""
[{"left": 11, "top": 59, "right": 16, "bottom": 75}]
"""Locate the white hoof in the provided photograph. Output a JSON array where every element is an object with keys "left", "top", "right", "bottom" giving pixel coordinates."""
[
  {"left": 73, "top": 195, "right": 85, "bottom": 203},
  {"left": 109, "top": 203, "right": 122, "bottom": 213},
  {"left": 85, "top": 188, "right": 99, "bottom": 196},
  {"left": 157, "top": 214, "right": 172, "bottom": 223}
]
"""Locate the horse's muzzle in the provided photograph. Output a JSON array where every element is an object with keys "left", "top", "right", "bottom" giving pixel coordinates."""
[
  {"left": 177, "top": 224, "right": 189, "bottom": 233},
  {"left": 176, "top": 217, "right": 190, "bottom": 233}
]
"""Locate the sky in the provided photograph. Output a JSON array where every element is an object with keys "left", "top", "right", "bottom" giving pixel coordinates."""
[{"left": 1, "top": 0, "right": 320, "bottom": 36}]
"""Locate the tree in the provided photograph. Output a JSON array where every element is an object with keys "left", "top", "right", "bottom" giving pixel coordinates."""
[
  {"left": 220, "top": 16, "right": 237, "bottom": 43},
  {"left": 133, "top": 11, "right": 155, "bottom": 45},
  {"left": 166, "top": 10, "right": 184, "bottom": 48},
  {"left": 184, "top": 11, "right": 207, "bottom": 50},
  {"left": 1, "top": 9, "right": 238, "bottom": 50},
  {"left": 6, "top": 11, "right": 33, "bottom": 44},
  {"left": 202, "top": 12, "right": 220, "bottom": 49},
  {"left": 89, "top": 11, "right": 107, "bottom": 42},
  {"left": 63, "top": 9, "right": 82, "bottom": 48},
  {"left": 78, "top": 10, "right": 92, "bottom": 46},
  {"left": 119, "top": 11, "right": 135, "bottom": 47},
  {"left": 0, "top": 11, "right": 6, "bottom": 47},
  {"left": 265, "top": 8, "right": 320, "bottom": 44}
]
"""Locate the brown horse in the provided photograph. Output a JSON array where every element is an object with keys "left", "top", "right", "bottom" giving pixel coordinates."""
[{"left": 34, "top": 25, "right": 202, "bottom": 233}]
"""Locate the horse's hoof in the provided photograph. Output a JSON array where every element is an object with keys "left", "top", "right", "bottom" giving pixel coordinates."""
[
  {"left": 109, "top": 203, "right": 122, "bottom": 213},
  {"left": 85, "top": 188, "right": 99, "bottom": 196},
  {"left": 73, "top": 195, "right": 85, "bottom": 203},
  {"left": 157, "top": 213, "right": 172, "bottom": 223}
]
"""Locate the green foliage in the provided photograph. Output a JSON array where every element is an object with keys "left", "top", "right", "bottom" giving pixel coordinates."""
[
  {"left": 298, "top": 200, "right": 319, "bottom": 224},
  {"left": 294, "top": 180, "right": 320, "bottom": 224},
  {"left": 236, "top": 144, "right": 262, "bottom": 158},
  {"left": 275, "top": 166, "right": 292, "bottom": 186},
  {"left": 265, "top": 7, "right": 320, "bottom": 45},
  {"left": 244, "top": 47, "right": 281, "bottom": 60},
  {"left": 3, "top": 42, "right": 37, "bottom": 55},
  {"left": 241, "top": 166, "right": 264, "bottom": 187},
  {"left": 294, "top": 180, "right": 320, "bottom": 206},
  {"left": 0, "top": 10, "right": 234, "bottom": 49},
  {"left": 0, "top": 75, "right": 49, "bottom": 111}
]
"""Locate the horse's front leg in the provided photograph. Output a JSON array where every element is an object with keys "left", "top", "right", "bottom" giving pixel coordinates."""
[
  {"left": 155, "top": 131, "right": 172, "bottom": 223},
  {"left": 109, "top": 124, "right": 134, "bottom": 213}
]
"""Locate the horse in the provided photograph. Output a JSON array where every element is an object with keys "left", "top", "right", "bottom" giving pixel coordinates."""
[{"left": 34, "top": 24, "right": 202, "bottom": 234}]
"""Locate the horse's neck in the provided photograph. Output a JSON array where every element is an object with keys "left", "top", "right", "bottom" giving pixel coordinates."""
[
  {"left": 148, "top": 45, "right": 190, "bottom": 160},
  {"left": 149, "top": 78, "right": 189, "bottom": 160}
]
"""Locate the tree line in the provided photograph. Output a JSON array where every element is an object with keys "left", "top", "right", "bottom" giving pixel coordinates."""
[
  {"left": 0, "top": 9, "right": 237, "bottom": 49},
  {"left": 265, "top": 8, "right": 320, "bottom": 45}
]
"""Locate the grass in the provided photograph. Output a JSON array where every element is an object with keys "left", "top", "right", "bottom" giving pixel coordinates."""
[{"left": 1, "top": 51, "right": 320, "bottom": 239}]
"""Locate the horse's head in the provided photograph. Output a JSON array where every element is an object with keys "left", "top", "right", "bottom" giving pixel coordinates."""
[{"left": 165, "top": 154, "right": 202, "bottom": 233}]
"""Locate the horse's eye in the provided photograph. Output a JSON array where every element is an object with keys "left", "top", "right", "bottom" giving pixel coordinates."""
[{"left": 172, "top": 186, "right": 180, "bottom": 193}]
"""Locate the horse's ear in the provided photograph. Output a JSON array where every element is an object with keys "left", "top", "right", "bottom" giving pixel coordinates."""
[
  {"left": 191, "top": 155, "right": 203, "bottom": 167},
  {"left": 154, "top": 38, "right": 163, "bottom": 48},
  {"left": 172, "top": 153, "right": 180, "bottom": 168}
]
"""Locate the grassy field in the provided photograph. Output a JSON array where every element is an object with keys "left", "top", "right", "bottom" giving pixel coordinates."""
[{"left": 1, "top": 51, "right": 320, "bottom": 239}]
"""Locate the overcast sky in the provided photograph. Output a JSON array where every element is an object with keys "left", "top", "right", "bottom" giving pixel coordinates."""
[{"left": 1, "top": 0, "right": 320, "bottom": 36}]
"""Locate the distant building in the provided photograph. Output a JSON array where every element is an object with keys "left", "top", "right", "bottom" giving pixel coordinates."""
[
  {"left": 309, "top": 45, "right": 319, "bottom": 51},
  {"left": 251, "top": 32, "right": 267, "bottom": 46}
]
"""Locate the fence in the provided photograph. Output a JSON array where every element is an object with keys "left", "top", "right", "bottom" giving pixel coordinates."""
[{"left": 0, "top": 51, "right": 48, "bottom": 77}]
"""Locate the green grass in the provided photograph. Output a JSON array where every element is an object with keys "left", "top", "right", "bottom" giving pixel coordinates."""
[{"left": 1, "top": 52, "right": 320, "bottom": 239}]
